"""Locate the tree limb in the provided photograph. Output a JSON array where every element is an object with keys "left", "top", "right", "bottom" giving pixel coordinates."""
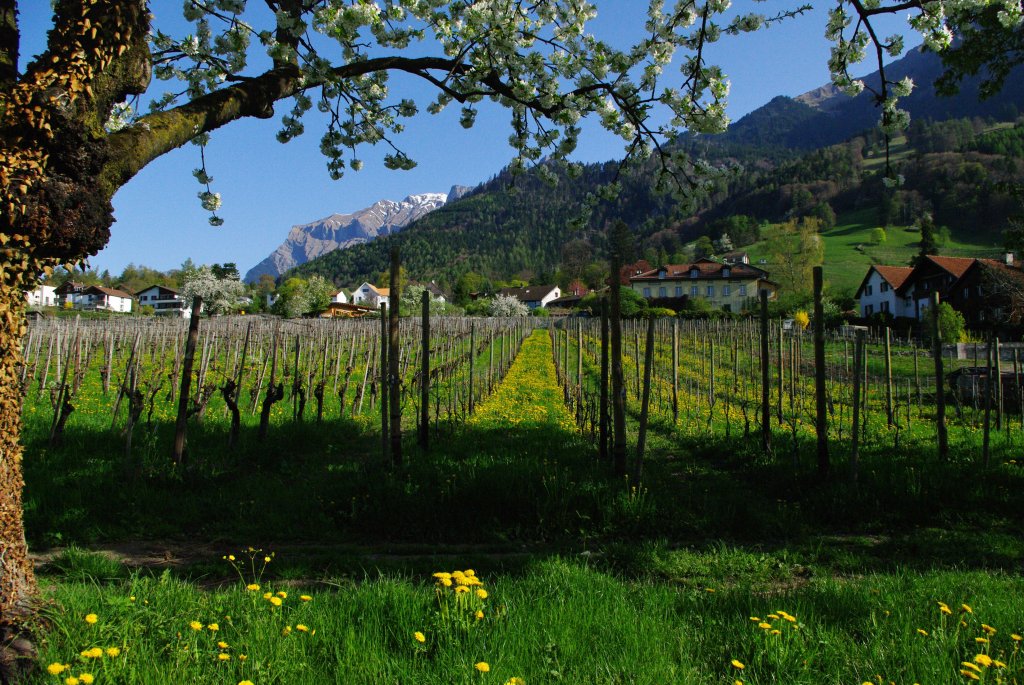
[{"left": 0, "top": 0, "right": 17, "bottom": 88}]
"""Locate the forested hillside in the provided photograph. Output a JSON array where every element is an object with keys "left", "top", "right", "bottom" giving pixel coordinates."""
[{"left": 289, "top": 48, "right": 1024, "bottom": 293}]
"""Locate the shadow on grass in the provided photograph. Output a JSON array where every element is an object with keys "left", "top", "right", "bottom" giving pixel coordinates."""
[{"left": 23, "top": 405, "right": 1024, "bottom": 586}]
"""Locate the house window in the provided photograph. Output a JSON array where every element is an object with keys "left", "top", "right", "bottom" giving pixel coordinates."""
[
  {"left": 690, "top": 269, "right": 699, "bottom": 278},
  {"left": 739, "top": 285, "right": 747, "bottom": 297},
  {"left": 722, "top": 268, "right": 731, "bottom": 278},
  {"left": 866, "top": 285, "right": 873, "bottom": 296},
  {"left": 881, "top": 301, "right": 890, "bottom": 312},
  {"left": 865, "top": 304, "right": 874, "bottom": 315},
  {"left": 723, "top": 285, "right": 731, "bottom": 297},
  {"left": 658, "top": 286, "right": 666, "bottom": 297},
  {"left": 706, "top": 285, "right": 714, "bottom": 297},
  {"left": 690, "top": 286, "right": 699, "bottom": 296},
  {"left": 642, "top": 287, "right": 651, "bottom": 297},
  {"left": 675, "top": 286, "right": 683, "bottom": 296},
  {"left": 880, "top": 282, "right": 890, "bottom": 292}
]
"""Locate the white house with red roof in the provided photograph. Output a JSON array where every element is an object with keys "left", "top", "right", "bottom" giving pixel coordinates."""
[
  {"left": 854, "top": 265, "right": 914, "bottom": 318},
  {"left": 629, "top": 258, "right": 776, "bottom": 312}
]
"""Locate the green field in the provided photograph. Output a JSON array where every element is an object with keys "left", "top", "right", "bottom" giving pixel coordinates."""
[
  {"left": 744, "top": 207, "right": 1006, "bottom": 295},
  {"left": 21, "top": 323, "right": 1024, "bottom": 683}
]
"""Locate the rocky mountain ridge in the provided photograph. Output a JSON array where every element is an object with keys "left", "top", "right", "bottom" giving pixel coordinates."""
[{"left": 244, "top": 185, "right": 471, "bottom": 282}]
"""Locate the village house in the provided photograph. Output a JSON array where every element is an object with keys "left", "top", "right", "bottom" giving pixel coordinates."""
[
  {"left": 946, "top": 255, "right": 1024, "bottom": 329},
  {"left": 629, "top": 259, "right": 776, "bottom": 313},
  {"left": 854, "top": 265, "right": 914, "bottom": 318},
  {"left": 498, "top": 285, "right": 562, "bottom": 309},
  {"left": 54, "top": 280, "right": 87, "bottom": 307},
  {"left": 856, "top": 254, "right": 1023, "bottom": 326},
  {"left": 25, "top": 284, "right": 57, "bottom": 308},
  {"left": 135, "top": 284, "right": 191, "bottom": 317},
  {"left": 76, "top": 285, "right": 134, "bottom": 313},
  {"left": 331, "top": 289, "right": 349, "bottom": 304},
  {"left": 351, "top": 282, "right": 391, "bottom": 309}
]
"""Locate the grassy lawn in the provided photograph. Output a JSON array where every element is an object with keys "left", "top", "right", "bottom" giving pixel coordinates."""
[
  {"left": 24, "top": 329, "right": 1024, "bottom": 683},
  {"left": 744, "top": 207, "right": 1006, "bottom": 294}
]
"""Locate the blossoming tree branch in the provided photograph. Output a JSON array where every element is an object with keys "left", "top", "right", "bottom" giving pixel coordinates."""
[{"left": 0, "top": 0, "right": 1021, "bottom": 673}]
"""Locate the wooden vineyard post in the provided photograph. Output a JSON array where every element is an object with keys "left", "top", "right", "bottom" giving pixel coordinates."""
[
  {"left": 884, "top": 327, "right": 894, "bottom": 427},
  {"left": 469, "top": 322, "right": 476, "bottom": 415},
  {"left": 600, "top": 297, "right": 609, "bottom": 462},
  {"left": 851, "top": 330, "right": 864, "bottom": 483},
  {"left": 759, "top": 290, "right": 771, "bottom": 455},
  {"left": 931, "top": 293, "right": 949, "bottom": 459},
  {"left": 609, "top": 225, "right": 627, "bottom": 479},
  {"left": 420, "top": 290, "right": 430, "bottom": 450},
  {"left": 388, "top": 246, "right": 402, "bottom": 466},
  {"left": 635, "top": 314, "right": 655, "bottom": 482},
  {"left": 995, "top": 337, "right": 1003, "bottom": 431},
  {"left": 813, "top": 267, "right": 829, "bottom": 476},
  {"left": 983, "top": 335, "right": 993, "bottom": 468},
  {"left": 671, "top": 319, "right": 679, "bottom": 425},
  {"left": 381, "top": 302, "right": 390, "bottom": 464},
  {"left": 172, "top": 296, "right": 202, "bottom": 465}
]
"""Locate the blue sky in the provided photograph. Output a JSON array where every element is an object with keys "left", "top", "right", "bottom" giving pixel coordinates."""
[{"left": 19, "top": 2, "right": 915, "bottom": 277}]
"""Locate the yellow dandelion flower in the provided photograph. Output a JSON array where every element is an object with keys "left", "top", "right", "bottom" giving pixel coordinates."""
[
  {"left": 993, "top": 660, "right": 1007, "bottom": 668},
  {"left": 975, "top": 637, "right": 989, "bottom": 644},
  {"left": 281, "top": 626, "right": 292, "bottom": 636},
  {"left": 767, "top": 614, "right": 779, "bottom": 620},
  {"left": 263, "top": 592, "right": 273, "bottom": 600},
  {"left": 770, "top": 629, "right": 781, "bottom": 635},
  {"left": 917, "top": 629, "right": 928, "bottom": 636},
  {"left": 79, "top": 674, "right": 94, "bottom": 684},
  {"left": 246, "top": 584, "right": 260, "bottom": 591},
  {"left": 465, "top": 569, "right": 476, "bottom": 576},
  {"left": 47, "top": 663, "right": 67, "bottom": 675},
  {"left": 296, "top": 624, "right": 310, "bottom": 632},
  {"left": 64, "top": 677, "right": 79, "bottom": 685},
  {"left": 218, "top": 641, "right": 229, "bottom": 649},
  {"left": 505, "top": 679, "right": 525, "bottom": 685},
  {"left": 475, "top": 662, "right": 490, "bottom": 673},
  {"left": 974, "top": 654, "right": 993, "bottom": 667},
  {"left": 239, "top": 681, "right": 255, "bottom": 685},
  {"left": 749, "top": 617, "right": 761, "bottom": 622},
  {"left": 941, "top": 605, "right": 953, "bottom": 615},
  {"left": 705, "top": 587, "right": 716, "bottom": 593},
  {"left": 981, "top": 624, "right": 996, "bottom": 635},
  {"left": 414, "top": 631, "right": 426, "bottom": 643},
  {"left": 1012, "top": 634, "right": 1022, "bottom": 641},
  {"left": 218, "top": 653, "right": 231, "bottom": 661},
  {"left": 208, "top": 623, "right": 219, "bottom": 631},
  {"left": 441, "top": 578, "right": 453, "bottom": 587},
  {"left": 105, "top": 647, "right": 121, "bottom": 657},
  {"left": 476, "top": 610, "right": 484, "bottom": 620},
  {"left": 269, "top": 596, "right": 283, "bottom": 607},
  {"left": 190, "top": 621, "right": 203, "bottom": 631},
  {"left": 731, "top": 659, "right": 745, "bottom": 670},
  {"left": 239, "top": 655, "right": 247, "bottom": 662},
  {"left": 276, "top": 591, "right": 287, "bottom": 599},
  {"left": 960, "top": 669, "right": 981, "bottom": 680},
  {"left": 455, "top": 586, "right": 469, "bottom": 594},
  {"left": 476, "top": 589, "right": 488, "bottom": 599},
  {"left": 264, "top": 556, "right": 271, "bottom": 563},
  {"left": 758, "top": 622, "right": 772, "bottom": 630},
  {"left": 962, "top": 604, "right": 973, "bottom": 614},
  {"left": 300, "top": 595, "right": 312, "bottom": 602},
  {"left": 962, "top": 662, "right": 982, "bottom": 672},
  {"left": 228, "top": 555, "right": 235, "bottom": 561},
  {"left": 84, "top": 614, "right": 98, "bottom": 625}
]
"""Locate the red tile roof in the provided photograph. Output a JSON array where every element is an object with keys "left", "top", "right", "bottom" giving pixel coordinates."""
[
  {"left": 924, "top": 255, "right": 976, "bottom": 278},
  {"left": 873, "top": 265, "right": 913, "bottom": 290}
]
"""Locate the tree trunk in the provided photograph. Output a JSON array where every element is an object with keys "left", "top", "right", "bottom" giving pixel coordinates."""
[{"left": 0, "top": 282, "right": 38, "bottom": 676}]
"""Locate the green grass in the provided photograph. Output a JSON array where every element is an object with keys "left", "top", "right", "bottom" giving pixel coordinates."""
[
  {"left": 743, "top": 207, "right": 1006, "bottom": 293},
  {"left": 24, "top": 328, "right": 1024, "bottom": 683},
  {"left": 35, "top": 551, "right": 1024, "bottom": 684}
]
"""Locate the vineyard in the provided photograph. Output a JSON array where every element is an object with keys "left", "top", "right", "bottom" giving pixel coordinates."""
[{"left": 17, "top": 312, "right": 1024, "bottom": 684}]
